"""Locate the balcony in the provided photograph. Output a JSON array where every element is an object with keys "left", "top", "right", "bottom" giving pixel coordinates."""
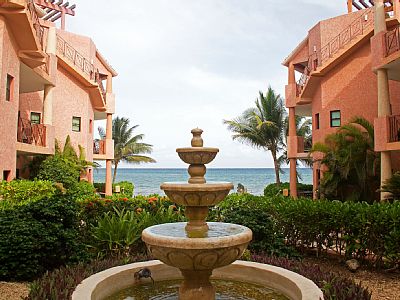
[
  {"left": 374, "top": 115, "right": 400, "bottom": 151},
  {"left": 93, "top": 139, "right": 114, "bottom": 160},
  {"left": 287, "top": 136, "right": 311, "bottom": 159},
  {"left": 16, "top": 117, "right": 54, "bottom": 155}
]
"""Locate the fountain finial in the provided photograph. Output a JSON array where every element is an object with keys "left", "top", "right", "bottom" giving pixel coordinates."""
[{"left": 191, "top": 128, "right": 203, "bottom": 147}]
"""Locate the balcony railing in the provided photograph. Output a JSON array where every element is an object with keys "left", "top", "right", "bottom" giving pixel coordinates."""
[
  {"left": 93, "top": 140, "right": 106, "bottom": 155},
  {"left": 56, "top": 35, "right": 106, "bottom": 99},
  {"left": 17, "top": 117, "right": 46, "bottom": 147},
  {"left": 389, "top": 115, "right": 400, "bottom": 143},
  {"left": 27, "top": 0, "right": 44, "bottom": 49},
  {"left": 296, "top": 8, "right": 374, "bottom": 96},
  {"left": 385, "top": 25, "right": 400, "bottom": 57}
]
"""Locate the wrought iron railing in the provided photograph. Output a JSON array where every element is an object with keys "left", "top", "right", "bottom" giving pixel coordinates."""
[
  {"left": 296, "top": 8, "right": 374, "bottom": 96},
  {"left": 385, "top": 25, "right": 400, "bottom": 57},
  {"left": 93, "top": 140, "right": 106, "bottom": 155},
  {"left": 17, "top": 117, "right": 46, "bottom": 147},
  {"left": 388, "top": 115, "right": 400, "bottom": 143},
  {"left": 27, "top": 0, "right": 44, "bottom": 48}
]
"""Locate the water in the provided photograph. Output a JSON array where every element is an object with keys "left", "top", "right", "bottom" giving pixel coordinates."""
[
  {"left": 146, "top": 222, "right": 246, "bottom": 238},
  {"left": 93, "top": 168, "right": 312, "bottom": 195},
  {"left": 106, "top": 279, "right": 289, "bottom": 300}
]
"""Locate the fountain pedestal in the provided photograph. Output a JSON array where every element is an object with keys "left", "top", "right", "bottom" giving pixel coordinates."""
[{"left": 142, "top": 129, "right": 252, "bottom": 300}]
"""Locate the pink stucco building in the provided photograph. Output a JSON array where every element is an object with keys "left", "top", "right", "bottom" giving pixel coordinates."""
[
  {"left": 0, "top": 0, "right": 115, "bottom": 195},
  {"left": 285, "top": 0, "right": 400, "bottom": 200}
]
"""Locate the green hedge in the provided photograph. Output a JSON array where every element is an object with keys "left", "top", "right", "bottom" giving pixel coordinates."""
[
  {"left": 94, "top": 181, "right": 134, "bottom": 197},
  {"left": 217, "top": 194, "right": 400, "bottom": 267},
  {"left": 0, "top": 193, "right": 87, "bottom": 280},
  {"left": 263, "top": 182, "right": 313, "bottom": 197}
]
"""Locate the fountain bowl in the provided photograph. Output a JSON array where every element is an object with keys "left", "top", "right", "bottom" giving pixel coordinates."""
[
  {"left": 142, "top": 222, "right": 252, "bottom": 271},
  {"left": 72, "top": 260, "right": 324, "bottom": 300},
  {"left": 176, "top": 147, "right": 219, "bottom": 164},
  {"left": 161, "top": 182, "right": 233, "bottom": 206}
]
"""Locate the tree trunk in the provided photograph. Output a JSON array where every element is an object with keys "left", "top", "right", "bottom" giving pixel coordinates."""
[
  {"left": 271, "top": 150, "right": 281, "bottom": 186},
  {"left": 112, "top": 161, "right": 118, "bottom": 184}
]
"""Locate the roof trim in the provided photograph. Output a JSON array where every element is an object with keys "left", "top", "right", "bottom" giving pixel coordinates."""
[{"left": 282, "top": 37, "right": 308, "bottom": 67}]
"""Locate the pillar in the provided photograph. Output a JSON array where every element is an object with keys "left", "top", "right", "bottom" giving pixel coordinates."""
[
  {"left": 347, "top": 0, "right": 353, "bottom": 13},
  {"left": 288, "top": 107, "right": 297, "bottom": 198},
  {"left": 43, "top": 85, "right": 53, "bottom": 125},
  {"left": 377, "top": 69, "right": 392, "bottom": 201},
  {"left": 46, "top": 27, "right": 57, "bottom": 54},
  {"left": 105, "top": 113, "right": 113, "bottom": 196},
  {"left": 375, "top": 1, "right": 393, "bottom": 201}
]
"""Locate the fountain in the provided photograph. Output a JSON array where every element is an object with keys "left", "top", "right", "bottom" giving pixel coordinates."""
[
  {"left": 72, "top": 129, "right": 323, "bottom": 300},
  {"left": 141, "top": 128, "right": 253, "bottom": 299}
]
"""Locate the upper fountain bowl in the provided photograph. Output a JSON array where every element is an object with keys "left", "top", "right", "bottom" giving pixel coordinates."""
[{"left": 176, "top": 147, "right": 219, "bottom": 165}]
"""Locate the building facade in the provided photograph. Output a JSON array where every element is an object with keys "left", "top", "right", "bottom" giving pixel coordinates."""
[
  {"left": 0, "top": 0, "right": 115, "bottom": 195},
  {"left": 284, "top": 0, "right": 400, "bottom": 200}
]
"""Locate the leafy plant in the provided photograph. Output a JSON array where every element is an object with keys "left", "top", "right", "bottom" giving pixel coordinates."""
[
  {"left": 263, "top": 182, "right": 313, "bottom": 197},
  {"left": 382, "top": 171, "right": 400, "bottom": 200},
  {"left": 25, "top": 255, "right": 149, "bottom": 300},
  {"left": 93, "top": 181, "right": 134, "bottom": 197},
  {"left": 311, "top": 117, "right": 379, "bottom": 202}
]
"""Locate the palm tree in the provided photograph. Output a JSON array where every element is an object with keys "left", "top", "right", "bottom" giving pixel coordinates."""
[
  {"left": 311, "top": 117, "right": 379, "bottom": 202},
  {"left": 223, "top": 87, "right": 286, "bottom": 185},
  {"left": 98, "top": 117, "right": 155, "bottom": 183}
]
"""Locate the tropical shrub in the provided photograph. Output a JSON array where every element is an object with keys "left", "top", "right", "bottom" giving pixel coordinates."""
[
  {"left": 68, "top": 180, "right": 97, "bottom": 202},
  {"left": 382, "top": 171, "right": 400, "bottom": 200},
  {"left": 36, "top": 155, "right": 80, "bottom": 189},
  {"left": 213, "top": 194, "right": 298, "bottom": 257},
  {"left": 251, "top": 254, "right": 371, "bottom": 300},
  {"left": 93, "top": 181, "right": 134, "bottom": 197},
  {"left": 0, "top": 180, "right": 56, "bottom": 208},
  {"left": 26, "top": 255, "right": 149, "bottom": 300},
  {"left": 0, "top": 193, "right": 86, "bottom": 280},
  {"left": 311, "top": 117, "right": 379, "bottom": 202},
  {"left": 263, "top": 182, "right": 313, "bottom": 197}
]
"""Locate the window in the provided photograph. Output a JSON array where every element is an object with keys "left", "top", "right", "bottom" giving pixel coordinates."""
[
  {"left": 6, "top": 74, "right": 14, "bottom": 102},
  {"left": 72, "top": 117, "right": 81, "bottom": 132},
  {"left": 315, "top": 113, "right": 320, "bottom": 129},
  {"left": 330, "top": 110, "right": 341, "bottom": 127},
  {"left": 30, "top": 112, "right": 41, "bottom": 124}
]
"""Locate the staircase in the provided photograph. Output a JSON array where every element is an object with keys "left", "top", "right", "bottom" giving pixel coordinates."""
[{"left": 296, "top": 8, "right": 374, "bottom": 96}]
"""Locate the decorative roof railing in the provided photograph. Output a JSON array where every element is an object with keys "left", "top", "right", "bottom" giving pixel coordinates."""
[
  {"left": 385, "top": 25, "right": 400, "bottom": 57},
  {"left": 296, "top": 8, "right": 374, "bottom": 96},
  {"left": 56, "top": 35, "right": 106, "bottom": 100}
]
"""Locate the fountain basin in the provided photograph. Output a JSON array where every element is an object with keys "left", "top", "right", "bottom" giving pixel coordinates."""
[
  {"left": 72, "top": 260, "right": 324, "bottom": 300},
  {"left": 177, "top": 147, "right": 219, "bottom": 164},
  {"left": 161, "top": 182, "right": 233, "bottom": 206},
  {"left": 142, "top": 223, "right": 252, "bottom": 270}
]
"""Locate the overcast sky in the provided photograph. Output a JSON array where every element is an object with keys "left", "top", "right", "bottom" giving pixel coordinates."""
[{"left": 66, "top": 1, "right": 347, "bottom": 168}]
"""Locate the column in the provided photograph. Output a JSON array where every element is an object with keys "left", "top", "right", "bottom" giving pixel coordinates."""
[
  {"left": 43, "top": 85, "right": 53, "bottom": 125},
  {"left": 289, "top": 107, "right": 297, "bottom": 198},
  {"left": 375, "top": 1, "right": 392, "bottom": 201},
  {"left": 105, "top": 113, "right": 113, "bottom": 196},
  {"left": 347, "top": 0, "right": 352, "bottom": 13}
]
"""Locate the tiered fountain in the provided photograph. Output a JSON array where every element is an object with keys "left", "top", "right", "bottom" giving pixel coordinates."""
[{"left": 142, "top": 128, "right": 253, "bottom": 299}]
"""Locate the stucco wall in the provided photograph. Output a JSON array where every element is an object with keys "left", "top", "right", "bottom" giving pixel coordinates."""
[
  {"left": 0, "top": 17, "right": 20, "bottom": 180},
  {"left": 52, "top": 66, "right": 94, "bottom": 162}
]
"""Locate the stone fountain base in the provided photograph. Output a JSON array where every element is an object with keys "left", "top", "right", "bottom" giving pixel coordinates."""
[{"left": 72, "top": 260, "right": 324, "bottom": 300}]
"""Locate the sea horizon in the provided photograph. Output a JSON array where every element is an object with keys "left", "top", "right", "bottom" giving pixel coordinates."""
[{"left": 93, "top": 167, "right": 312, "bottom": 196}]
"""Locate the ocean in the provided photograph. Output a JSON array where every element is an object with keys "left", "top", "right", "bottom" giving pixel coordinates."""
[{"left": 93, "top": 168, "right": 312, "bottom": 196}]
